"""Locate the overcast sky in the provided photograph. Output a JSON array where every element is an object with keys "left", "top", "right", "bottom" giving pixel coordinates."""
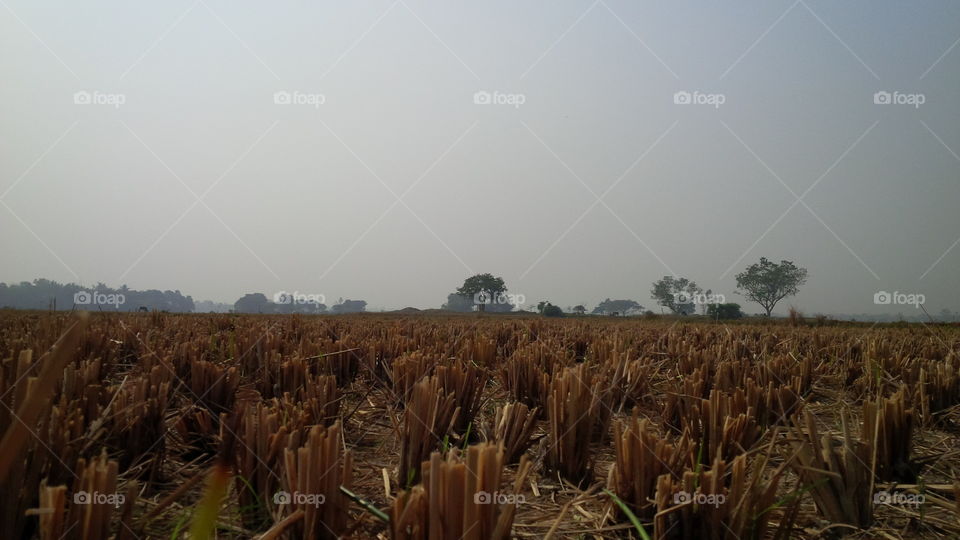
[{"left": 1, "top": 1, "right": 958, "bottom": 315}]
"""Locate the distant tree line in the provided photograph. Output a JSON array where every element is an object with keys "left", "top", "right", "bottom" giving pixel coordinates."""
[
  {"left": 232, "top": 293, "right": 366, "bottom": 314},
  {"left": 0, "top": 257, "right": 813, "bottom": 320},
  {"left": 444, "top": 258, "right": 808, "bottom": 320},
  {"left": 194, "top": 300, "right": 232, "bottom": 313},
  {"left": 0, "top": 280, "right": 373, "bottom": 315},
  {"left": 0, "top": 279, "right": 194, "bottom": 312}
]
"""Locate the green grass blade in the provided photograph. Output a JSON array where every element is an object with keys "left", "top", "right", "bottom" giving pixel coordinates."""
[{"left": 604, "top": 489, "right": 651, "bottom": 540}]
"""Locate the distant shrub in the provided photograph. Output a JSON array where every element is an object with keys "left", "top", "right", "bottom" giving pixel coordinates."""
[
  {"left": 542, "top": 304, "right": 564, "bottom": 318},
  {"left": 707, "top": 303, "right": 743, "bottom": 320}
]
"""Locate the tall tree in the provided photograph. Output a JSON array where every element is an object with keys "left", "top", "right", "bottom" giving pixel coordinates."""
[
  {"left": 234, "top": 293, "right": 269, "bottom": 313},
  {"left": 455, "top": 273, "right": 508, "bottom": 312},
  {"left": 735, "top": 257, "right": 808, "bottom": 317},
  {"left": 650, "top": 276, "right": 701, "bottom": 315}
]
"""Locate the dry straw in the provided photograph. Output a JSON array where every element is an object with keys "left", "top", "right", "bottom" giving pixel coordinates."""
[
  {"left": 546, "top": 365, "right": 601, "bottom": 484},
  {"left": 399, "top": 375, "right": 460, "bottom": 486},
  {"left": 436, "top": 360, "right": 486, "bottom": 433},
  {"left": 280, "top": 421, "right": 353, "bottom": 540},
  {"left": 235, "top": 400, "right": 294, "bottom": 530},
  {"left": 0, "top": 313, "right": 87, "bottom": 539},
  {"left": 36, "top": 451, "right": 137, "bottom": 540},
  {"left": 390, "top": 352, "right": 435, "bottom": 406},
  {"left": 492, "top": 401, "right": 539, "bottom": 464},
  {"left": 1, "top": 310, "right": 958, "bottom": 538},
  {"left": 499, "top": 355, "right": 551, "bottom": 415},
  {"left": 863, "top": 387, "right": 914, "bottom": 481},
  {"left": 608, "top": 412, "right": 690, "bottom": 520},
  {"left": 654, "top": 451, "right": 797, "bottom": 540},
  {"left": 391, "top": 443, "right": 531, "bottom": 540},
  {"left": 788, "top": 409, "right": 873, "bottom": 528},
  {"left": 109, "top": 363, "right": 171, "bottom": 478},
  {"left": 916, "top": 355, "right": 959, "bottom": 425}
]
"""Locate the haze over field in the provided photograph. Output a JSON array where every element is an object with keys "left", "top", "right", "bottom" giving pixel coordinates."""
[{"left": 1, "top": 1, "right": 958, "bottom": 315}]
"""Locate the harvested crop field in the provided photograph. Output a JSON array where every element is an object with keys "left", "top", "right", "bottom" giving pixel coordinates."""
[{"left": 2, "top": 310, "right": 959, "bottom": 539}]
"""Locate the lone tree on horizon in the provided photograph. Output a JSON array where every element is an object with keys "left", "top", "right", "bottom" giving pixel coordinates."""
[
  {"left": 735, "top": 257, "right": 808, "bottom": 317},
  {"left": 650, "top": 276, "right": 701, "bottom": 315},
  {"left": 455, "top": 273, "right": 508, "bottom": 312}
]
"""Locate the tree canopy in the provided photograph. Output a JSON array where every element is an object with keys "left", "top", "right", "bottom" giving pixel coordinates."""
[
  {"left": 331, "top": 299, "right": 367, "bottom": 314},
  {"left": 735, "top": 257, "right": 808, "bottom": 316},
  {"left": 234, "top": 293, "right": 270, "bottom": 313},
  {"left": 591, "top": 298, "right": 642, "bottom": 315},
  {"left": 707, "top": 303, "right": 744, "bottom": 319},
  {"left": 453, "top": 273, "right": 512, "bottom": 312},
  {"left": 233, "top": 293, "right": 327, "bottom": 314},
  {"left": 650, "top": 276, "right": 701, "bottom": 315},
  {"left": 541, "top": 303, "right": 563, "bottom": 317}
]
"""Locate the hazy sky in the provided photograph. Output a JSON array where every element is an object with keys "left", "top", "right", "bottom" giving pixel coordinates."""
[{"left": 1, "top": 1, "right": 958, "bottom": 315}]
